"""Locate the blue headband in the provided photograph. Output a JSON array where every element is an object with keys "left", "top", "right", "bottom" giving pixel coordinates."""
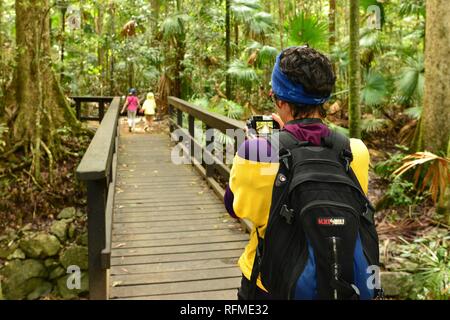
[{"left": 271, "top": 52, "right": 330, "bottom": 105}]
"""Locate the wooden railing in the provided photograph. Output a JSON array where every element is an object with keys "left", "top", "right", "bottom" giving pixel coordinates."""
[
  {"left": 167, "top": 96, "right": 252, "bottom": 232},
  {"left": 71, "top": 96, "right": 115, "bottom": 122},
  {"left": 76, "top": 96, "right": 120, "bottom": 299}
]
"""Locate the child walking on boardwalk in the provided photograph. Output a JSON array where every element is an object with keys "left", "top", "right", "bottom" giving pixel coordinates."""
[
  {"left": 141, "top": 92, "right": 157, "bottom": 132},
  {"left": 121, "top": 88, "right": 140, "bottom": 132}
]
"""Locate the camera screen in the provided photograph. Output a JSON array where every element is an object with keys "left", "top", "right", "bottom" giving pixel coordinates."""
[{"left": 255, "top": 120, "right": 274, "bottom": 134}]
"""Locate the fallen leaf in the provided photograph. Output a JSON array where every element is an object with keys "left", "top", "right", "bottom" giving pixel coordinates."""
[{"left": 112, "top": 281, "right": 123, "bottom": 287}]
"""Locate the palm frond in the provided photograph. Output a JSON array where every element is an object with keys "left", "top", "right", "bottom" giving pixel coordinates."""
[
  {"left": 393, "top": 152, "right": 450, "bottom": 205},
  {"left": 230, "top": 0, "right": 261, "bottom": 23},
  {"left": 161, "top": 14, "right": 190, "bottom": 39},
  {"left": 247, "top": 12, "right": 274, "bottom": 39},
  {"left": 396, "top": 55, "right": 424, "bottom": 104},
  {"left": 404, "top": 106, "right": 423, "bottom": 120},
  {"left": 361, "top": 117, "right": 389, "bottom": 133},
  {"left": 361, "top": 71, "right": 389, "bottom": 107},
  {"left": 398, "top": 0, "right": 426, "bottom": 17},
  {"left": 227, "top": 60, "right": 259, "bottom": 88},
  {"left": 288, "top": 14, "right": 328, "bottom": 50}
]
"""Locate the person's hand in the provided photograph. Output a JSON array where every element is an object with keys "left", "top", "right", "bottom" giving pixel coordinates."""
[
  {"left": 271, "top": 113, "right": 284, "bottom": 129},
  {"left": 244, "top": 126, "right": 257, "bottom": 140}
]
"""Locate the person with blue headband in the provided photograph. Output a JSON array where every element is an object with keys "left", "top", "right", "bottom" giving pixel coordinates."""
[{"left": 224, "top": 46, "right": 374, "bottom": 300}]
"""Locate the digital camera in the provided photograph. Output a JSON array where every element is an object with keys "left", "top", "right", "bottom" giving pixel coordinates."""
[{"left": 246, "top": 115, "right": 280, "bottom": 135}]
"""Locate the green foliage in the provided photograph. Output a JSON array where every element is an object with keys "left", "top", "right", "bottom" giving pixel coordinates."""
[
  {"left": 230, "top": 0, "right": 261, "bottom": 23},
  {"left": 404, "top": 106, "right": 423, "bottom": 120},
  {"left": 361, "top": 117, "right": 389, "bottom": 133},
  {"left": 396, "top": 232, "right": 449, "bottom": 300},
  {"left": 374, "top": 151, "right": 407, "bottom": 178},
  {"left": 161, "top": 14, "right": 190, "bottom": 40},
  {"left": 386, "top": 177, "right": 423, "bottom": 206},
  {"left": 361, "top": 71, "right": 389, "bottom": 107},
  {"left": 396, "top": 54, "right": 424, "bottom": 105},
  {"left": 288, "top": 14, "right": 328, "bottom": 50},
  {"left": 227, "top": 60, "right": 259, "bottom": 89}
]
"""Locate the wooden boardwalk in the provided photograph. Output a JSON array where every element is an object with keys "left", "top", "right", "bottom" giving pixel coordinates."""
[{"left": 109, "top": 130, "right": 247, "bottom": 299}]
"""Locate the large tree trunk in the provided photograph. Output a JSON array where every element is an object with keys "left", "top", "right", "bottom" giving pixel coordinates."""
[
  {"left": 421, "top": 0, "right": 450, "bottom": 154},
  {"left": 6, "top": 0, "right": 78, "bottom": 180},
  {"left": 348, "top": 0, "right": 361, "bottom": 138}
]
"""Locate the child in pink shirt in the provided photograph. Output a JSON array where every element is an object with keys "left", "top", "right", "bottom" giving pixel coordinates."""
[{"left": 121, "top": 88, "right": 140, "bottom": 132}]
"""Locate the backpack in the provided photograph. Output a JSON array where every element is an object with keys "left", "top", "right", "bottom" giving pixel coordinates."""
[{"left": 250, "top": 129, "right": 382, "bottom": 300}]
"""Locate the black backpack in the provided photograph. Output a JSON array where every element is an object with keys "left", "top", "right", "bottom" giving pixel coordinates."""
[{"left": 250, "top": 129, "right": 382, "bottom": 300}]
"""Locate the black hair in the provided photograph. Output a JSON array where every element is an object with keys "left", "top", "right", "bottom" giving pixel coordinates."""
[{"left": 278, "top": 46, "right": 335, "bottom": 119}]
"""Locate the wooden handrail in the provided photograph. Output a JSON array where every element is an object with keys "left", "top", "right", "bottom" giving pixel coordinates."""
[
  {"left": 76, "top": 96, "right": 120, "bottom": 300},
  {"left": 70, "top": 96, "right": 115, "bottom": 122},
  {"left": 167, "top": 96, "right": 252, "bottom": 233}
]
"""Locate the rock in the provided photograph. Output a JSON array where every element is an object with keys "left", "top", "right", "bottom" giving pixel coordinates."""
[
  {"left": 44, "top": 258, "right": 59, "bottom": 269},
  {"left": 50, "top": 220, "right": 68, "bottom": 242},
  {"left": 77, "top": 232, "right": 88, "bottom": 246},
  {"left": 26, "top": 280, "right": 52, "bottom": 300},
  {"left": 0, "top": 243, "right": 18, "bottom": 259},
  {"left": 57, "top": 207, "right": 77, "bottom": 220},
  {"left": 381, "top": 271, "right": 413, "bottom": 297},
  {"left": 7, "top": 248, "right": 26, "bottom": 260},
  {"left": 67, "top": 223, "right": 76, "bottom": 240},
  {"left": 19, "top": 234, "right": 61, "bottom": 259},
  {"left": 56, "top": 272, "right": 89, "bottom": 299},
  {"left": 76, "top": 209, "right": 85, "bottom": 217},
  {"left": 49, "top": 266, "right": 66, "bottom": 280},
  {"left": 0, "top": 259, "right": 49, "bottom": 300},
  {"left": 60, "top": 245, "right": 88, "bottom": 270}
]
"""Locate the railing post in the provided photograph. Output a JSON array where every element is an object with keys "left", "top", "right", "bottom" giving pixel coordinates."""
[
  {"left": 205, "top": 125, "right": 214, "bottom": 177},
  {"left": 188, "top": 115, "right": 195, "bottom": 160},
  {"left": 86, "top": 178, "right": 107, "bottom": 300},
  {"left": 177, "top": 109, "right": 183, "bottom": 128},
  {"left": 76, "top": 100, "right": 81, "bottom": 120},
  {"left": 99, "top": 101, "right": 105, "bottom": 122},
  {"left": 169, "top": 104, "right": 174, "bottom": 132}
]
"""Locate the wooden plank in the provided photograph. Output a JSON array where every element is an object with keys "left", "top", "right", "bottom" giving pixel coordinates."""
[
  {"left": 113, "top": 217, "right": 234, "bottom": 229},
  {"left": 110, "top": 267, "right": 240, "bottom": 286},
  {"left": 110, "top": 277, "right": 242, "bottom": 298},
  {"left": 112, "top": 222, "right": 241, "bottom": 236},
  {"left": 111, "top": 257, "right": 239, "bottom": 274},
  {"left": 120, "top": 289, "right": 238, "bottom": 300},
  {"left": 111, "top": 241, "right": 246, "bottom": 257},
  {"left": 111, "top": 233, "right": 248, "bottom": 249},
  {"left": 111, "top": 249, "right": 242, "bottom": 266},
  {"left": 113, "top": 212, "right": 229, "bottom": 223},
  {"left": 112, "top": 229, "right": 245, "bottom": 242}
]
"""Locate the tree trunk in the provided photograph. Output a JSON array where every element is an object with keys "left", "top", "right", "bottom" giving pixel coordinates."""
[
  {"left": 278, "top": 0, "right": 285, "bottom": 49},
  {"left": 151, "top": 0, "right": 160, "bottom": 44},
  {"left": 329, "top": 0, "right": 336, "bottom": 51},
  {"left": 7, "top": 0, "right": 78, "bottom": 180},
  {"left": 421, "top": 0, "right": 450, "bottom": 154},
  {"left": 348, "top": 0, "right": 361, "bottom": 138},
  {"left": 225, "top": 0, "right": 231, "bottom": 99},
  {"left": 95, "top": 3, "right": 105, "bottom": 95}
]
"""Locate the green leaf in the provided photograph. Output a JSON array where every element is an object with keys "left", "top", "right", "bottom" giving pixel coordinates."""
[
  {"left": 288, "top": 14, "right": 328, "bottom": 50},
  {"left": 227, "top": 60, "right": 259, "bottom": 88},
  {"left": 361, "top": 71, "right": 388, "bottom": 106}
]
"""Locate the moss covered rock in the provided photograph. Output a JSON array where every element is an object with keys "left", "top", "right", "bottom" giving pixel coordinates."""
[
  {"left": 57, "top": 207, "right": 77, "bottom": 220},
  {"left": 50, "top": 220, "right": 69, "bottom": 242},
  {"left": 60, "top": 245, "right": 88, "bottom": 270},
  {"left": 0, "top": 259, "right": 50, "bottom": 300},
  {"left": 56, "top": 272, "right": 89, "bottom": 299},
  {"left": 19, "top": 234, "right": 61, "bottom": 259}
]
